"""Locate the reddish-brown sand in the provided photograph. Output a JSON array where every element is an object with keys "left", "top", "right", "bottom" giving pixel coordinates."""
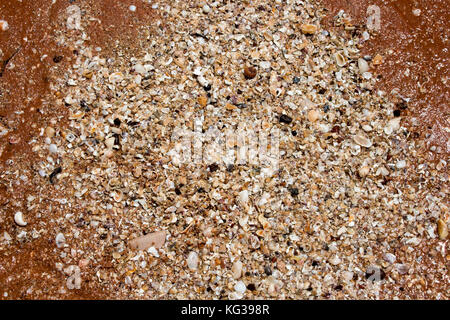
[{"left": 321, "top": 0, "right": 449, "bottom": 160}]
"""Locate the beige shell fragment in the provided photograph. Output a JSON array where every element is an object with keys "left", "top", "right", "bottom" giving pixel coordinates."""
[
  {"left": 437, "top": 219, "right": 448, "bottom": 240},
  {"left": 300, "top": 24, "right": 317, "bottom": 34},
  {"left": 353, "top": 134, "right": 373, "bottom": 148},
  {"left": 129, "top": 230, "right": 166, "bottom": 251},
  {"left": 335, "top": 52, "right": 347, "bottom": 67}
]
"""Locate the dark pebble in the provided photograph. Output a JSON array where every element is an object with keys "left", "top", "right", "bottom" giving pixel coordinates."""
[
  {"left": 288, "top": 187, "right": 299, "bottom": 197},
  {"left": 279, "top": 114, "right": 293, "bottom": 124},
  {"left": 80, "top": 100, "right": 90, "bottom": 112},
  {"left": 208, "top": 163, "right": 219, "bottom": 172},
  {"left": 264, "top": 265, "right": 272, "bottom": 276},
  {"left": 49, "top": 167, "right": 62, "bottom": 184},
  {"left": 53, "top": 55, "right": 63, "bottom": 63},
  {"left": 113, "top": 118, "right": 121, "bottom": 126}
]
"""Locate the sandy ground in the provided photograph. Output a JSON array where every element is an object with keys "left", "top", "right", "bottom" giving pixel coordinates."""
[{"left": 0, "top": 0, "right": 448, "bottom": 299}]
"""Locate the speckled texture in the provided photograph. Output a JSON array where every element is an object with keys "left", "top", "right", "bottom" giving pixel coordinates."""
[{"left": 0, "top": 0, "right": 448, "bottom": 300}]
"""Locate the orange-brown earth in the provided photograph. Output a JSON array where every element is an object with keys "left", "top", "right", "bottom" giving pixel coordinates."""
[
  {"left": 321, "top": 0, "right": 449, "bottom": 160},
  {"left": 0, "top": 0, "right": 157, "bottom": 299}
]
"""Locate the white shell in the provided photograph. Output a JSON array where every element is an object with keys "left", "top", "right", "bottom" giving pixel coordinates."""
[
  {"left": 335, "top": 52, "right": 347, "bottom": 67},
  {"left": 187, "top": 251, "right": 199, "bottom": 270},
  {"left": 14, "top": 211, "right": 27, "bottom": 227},
  {"left": 353, "top": 134, "right": 373, "bottom": 148},
  {"left": 56, "top": 233, "right": 66, "bottom": 248},
  {"left": 358, "top": 58, "right": 369, "bottom": 73}
]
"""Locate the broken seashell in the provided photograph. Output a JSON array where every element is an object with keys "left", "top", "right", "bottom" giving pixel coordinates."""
[
  {"left": 300, "top": 24, "right": 318, "bottom": 34},
  {"left": 14, "top": 211, "right": 27, "bottom": 227},
  {"left": 109, "top": 72, "right": 123, "bottom": 83},
  {"left": 335, "top": 52, "right": 347, "bottom": 67},
  {"left": 353, "top": 134, "right": 372, "bottom": 148},
  {"left": 358, "top": 58, "right": 369, "bottom": 73},
  {"left": 384, "top": 118, "right": 401, "bottom": 135},
  {"left": 437, "top": 219, "right": 448, "bottom": 240},
  {"left": 358, "top": 165, "right": 370, "bottom": 177},
  {"left": 56, "top": 233, "right": 66, "bottom": 248},
  {"left": 129, "top": 230, "right": 166, "bottom": 251},
  {"left": 373, "top": 54, "right": 383, "bottom": 65},
  {"left": 232, "top": 260, "right": 243, "bottom": 279},
  {"left": 111, "top": 191, "right": 123, "bottom": 202},
  {"left": 105, "top": 137, "right": 115, "bottom": 149}
]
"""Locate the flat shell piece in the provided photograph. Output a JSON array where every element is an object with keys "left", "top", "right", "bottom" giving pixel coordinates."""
[{"left": 129, "top": 230, "right": 166, "bottom": 251}]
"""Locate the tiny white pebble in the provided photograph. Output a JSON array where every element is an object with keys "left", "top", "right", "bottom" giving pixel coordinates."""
[
  {"left": 202, "top": 4, "right": 211, "bottom": 14},
  {"left": 56, "top": 233, "right": 66, "bottom": 248},
  {"left": 49, "top": 144, "right": 58, "bottom": 153},
  {"left": 396, "top": 160, "right": 407, "bottom": 169},
  {"left": 187, "top": 251, "right": 199, "bottom": 270},
  {"left": 234, "top": 281, "right": 246, "bottom": 294},
  {"left": 129, "top": 5, "right": 136, "bottom": 12},
  {"left": 383, "top": 253, "right": 396, "bottom": 264}
]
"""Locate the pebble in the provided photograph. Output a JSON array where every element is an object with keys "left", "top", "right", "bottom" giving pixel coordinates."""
[
  {"left": 198, "top": 95, "right": 208, "bottom": 107},
  {"left": 49, "top": 144, "right": 58, "bottom": 153},
  {"left": 342, "top": 271, "right": 354, "bottom": 281},
  {"left": 134, "top": 64, "right": 146, "bottom": 74},
  {"left": 437, "top": 219, "right": 448, "bottom": 240},
  {"left": 329, "top": 255, "right": 341, "bottom": 265},
  {"left": 187, "top": 251, "right": 199, "bottom": 270},
  {"left": 234, "top": 281, "right": 246, "bottom": 294},
  {"left": 105, "top": 137, "right": 115, "bottom": 149},
  {"left": 279, "top": 114, "right": 293, "bottom": 124},
  {"left": 45, "top": 127, "right": 56, "bottom": 138},
  {"left": 358, "top": 58, "right": 369, "bottom": 73},
  {"left": 202, "top": 4, "right": 211, "bottom": 14},
  {"left": 307, "top": 109, "right": 319, "bottom": 122},
  {"left": 358, "top": 165, "right": 370, "bottom": 177},
  {"left": 373, "top": 54, "right": 383, "bottom": 65},
  {"left": 353, "top": 134, "right": 372, "bottom": 148},
  {"left": 396, "top": 160, "right": 406, "bottom": 169},
  {"left": 14, "top": 211, "right": 27, "bottom": 227},
  {"left": 384, "top": 118, "right": 401, "bottom": 135},
  {"left": 0, "top": 20, "right": 8, "bottom": 31},
  {"left": 300, "top": 24, "right": 317, "bottom": 34},
  {"left": 129, "top": 5, "right": 136, "bottom": 12},
  {"left": 243, "top": 66, "right": 257, "bottom": 79},
  {"left": 383, "top": 253, "right": 396, "bottom": 264},
  {"left": 231, "top": 260, "right": 243, "bottom": 279},
  {"left": 129, "top": 230, "right": 166, "bottom": 251},
  {"left": 239, "top": 190, "right": 249, "bottom": 204}
]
